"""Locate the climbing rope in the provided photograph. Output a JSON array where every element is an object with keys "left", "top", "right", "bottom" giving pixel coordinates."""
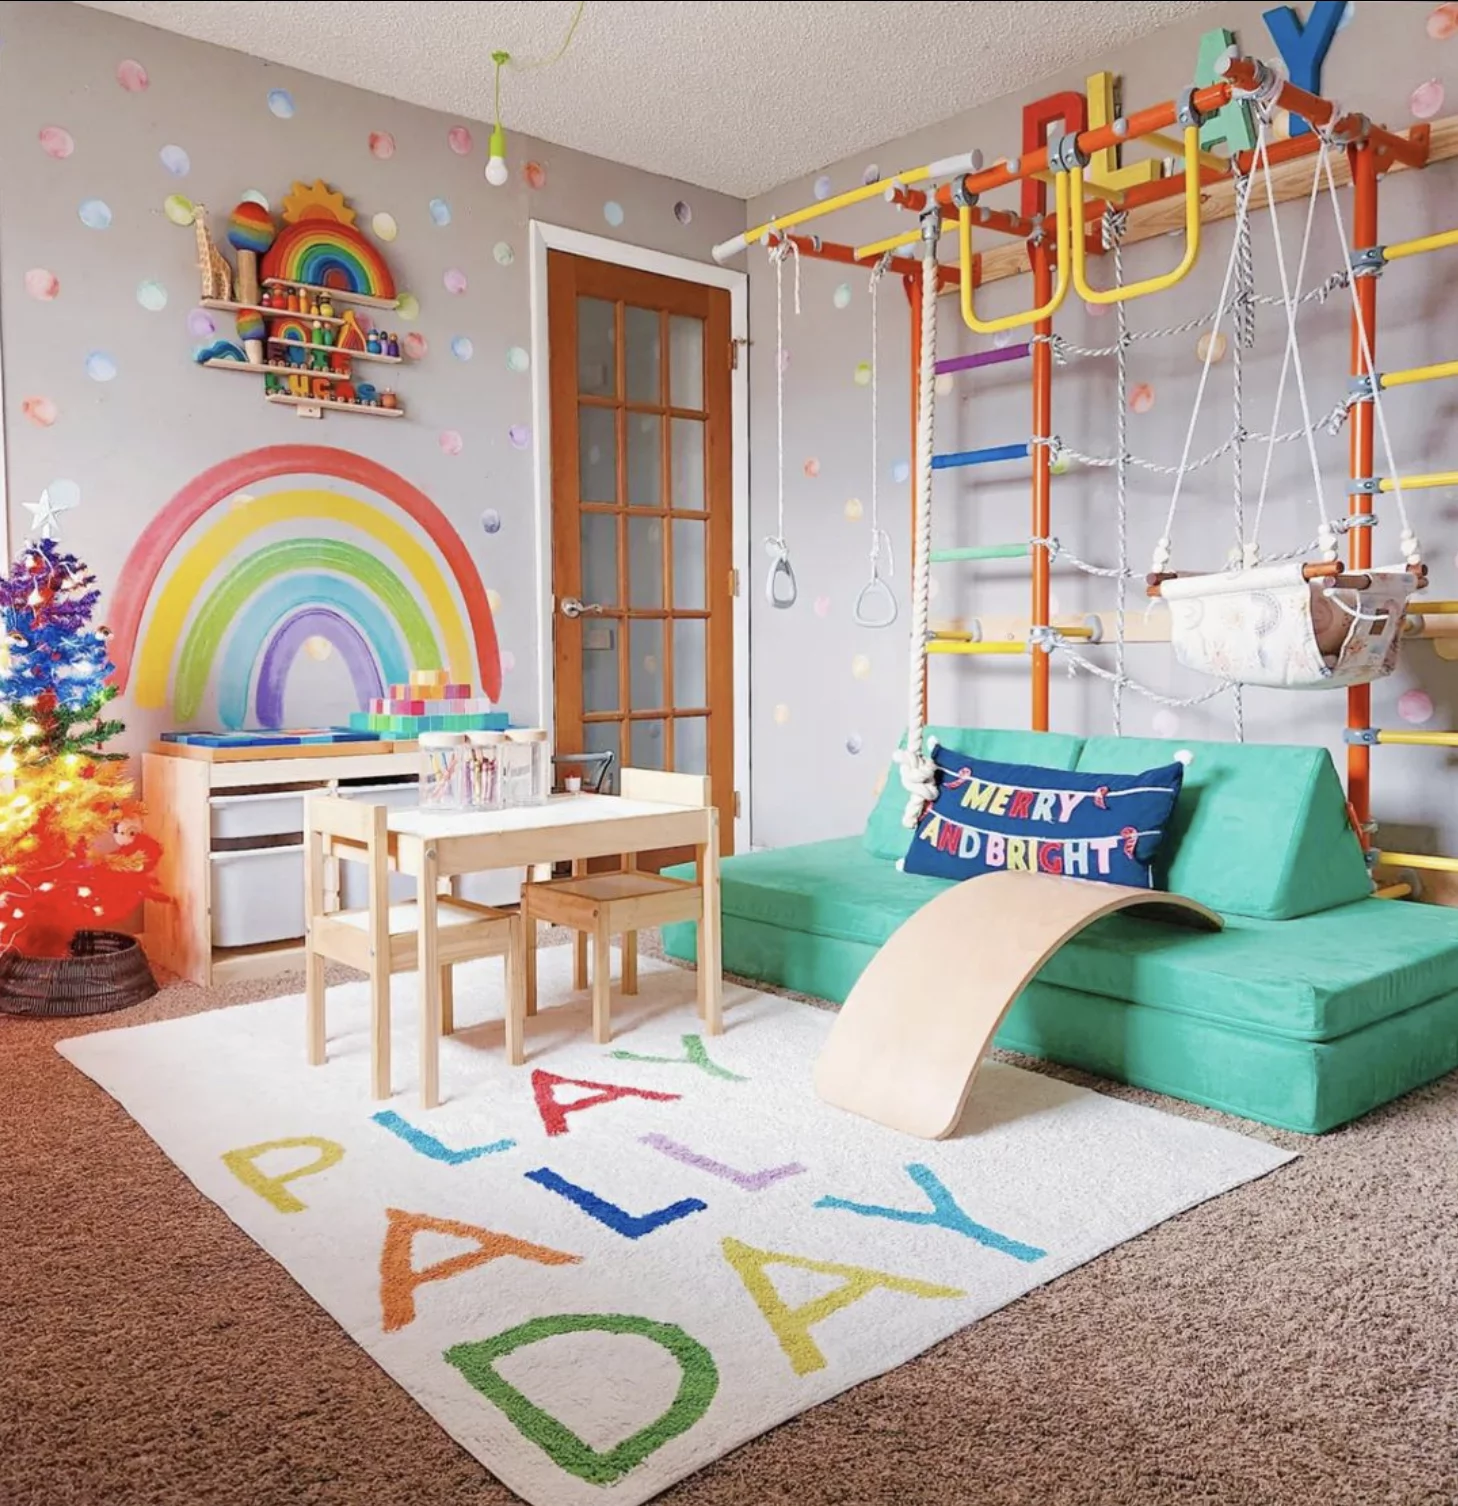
[
  {"left": 764, "top": 237, "right": 802, "bottom": 608},
  {"left": 856, "top": 255, "right": 898, "bottom": 627},
  {"left": 1107, "top": 206, "right": 1131, "bottom": 735}
]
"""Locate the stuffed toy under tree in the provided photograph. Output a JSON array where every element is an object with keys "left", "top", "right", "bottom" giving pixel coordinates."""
[{"left": 0, "top": 538, "right": 163, "bottom": 970}]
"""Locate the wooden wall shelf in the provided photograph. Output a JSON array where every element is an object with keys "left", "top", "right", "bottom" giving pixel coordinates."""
[
  {"left": 263, "top": 277, "right": 399, "bottom": 311},
  {"left": 268, "top": 336, "right": 401, "bottom": 364},
  {"left": 201, "top": 297, "right": 345, "bottom": 327},
  {"left": 266, "top": 392, "right": 404, "bottom": 417}
]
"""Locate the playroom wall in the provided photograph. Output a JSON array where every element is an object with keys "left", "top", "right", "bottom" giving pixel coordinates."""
[
  {"left": 0, "top": 1, "right": 743, "bottom": 750},
  {"left": 745, "top": 0, "right": 1458, "bottom": 863}
]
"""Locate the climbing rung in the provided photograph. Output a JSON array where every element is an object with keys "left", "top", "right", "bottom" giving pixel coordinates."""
[
  {"left": 1412, "top": 600, "right": 1458, "bottom": 614},
  {"left": 928, "top": 640, "right": 1028, "bottom": 656},
  {"left": 932, "top": 442, "right": 1030, "bottom": 471},
  {"left": 1371, "top": 849, "right": 1458, "bottom": 873},
  {"left": 1383, "top": 227, "right": 1458, "bottom": 262},
  {"left": 1379, "top": 360, "right": 1458, "bottom": 390},
  {"left": 931, "top": 543, "right": 1029, "bottom": 563},
  {"left": 1373, "top": 472, "right": 1458, "bottom": 493},
  {"left": 934, "top": 344, "right": 1032, "bottom": 377},
  {"left": 1137, "top": 130, "right": 1228, "bottom": 174},
  {"left": 1374, "top": 729, "right": 1458, "bottom": 747},
  {"left": 1371, "top": 882, "right": 1414, "bottom": 900}
]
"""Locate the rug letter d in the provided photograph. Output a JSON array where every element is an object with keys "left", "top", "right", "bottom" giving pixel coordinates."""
[{"left": 445, "top": 1313, "right": 719, "bottom": 1486}]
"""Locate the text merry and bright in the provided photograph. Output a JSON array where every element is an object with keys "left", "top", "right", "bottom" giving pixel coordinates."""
[{"left": 917, "top": 812, "right": 1143, "bottom": 876}]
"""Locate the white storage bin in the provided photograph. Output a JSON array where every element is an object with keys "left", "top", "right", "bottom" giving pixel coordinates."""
[
  {"left": 456, "top": 867, "right": 526, "bottom": 907},
  {"left": 209, "top": 789, "right": 308, "bottom": 842},
  {"left": 210, "top": 845, "right": 305, "bottom": 948},
  {"left": 338, "top": 782, "right": 419, "bottom": 910}
]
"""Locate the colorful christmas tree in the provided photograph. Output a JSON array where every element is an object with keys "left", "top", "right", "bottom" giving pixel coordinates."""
[{"left": 0, "top": 539, "right": 163, "bottom": 958}]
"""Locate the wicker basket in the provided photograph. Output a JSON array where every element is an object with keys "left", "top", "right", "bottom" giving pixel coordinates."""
[{"left": 0, "top": 930, "right": 158, "bottom": 1017}]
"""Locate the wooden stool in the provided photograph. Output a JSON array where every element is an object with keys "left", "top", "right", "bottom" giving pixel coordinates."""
[
  {"left": 520, "top": 769, "right": 712, "bottom": 1049},
  {"left": 304, "top": 795, "right": 525, "bottom": 1104}
]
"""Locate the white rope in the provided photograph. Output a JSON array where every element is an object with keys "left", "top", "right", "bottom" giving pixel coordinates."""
[
  {"left": 1050, "top": 639, "right": 1235, "bottom": 707},
  {"left": 1107, "top": 207, "right": 1130, "bottom": 736},
  {"left": 763, "top": 239, "right": 801, "bottom": 607},
  {"left": 1231, "top": 177, "right": 1253, "bottom": 740},
  {"left": 856, "top": 256, "right": 898, "bottom": 627}
]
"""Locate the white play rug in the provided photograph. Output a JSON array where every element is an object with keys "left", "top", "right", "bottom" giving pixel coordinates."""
[{"left": 58, "top": 949, "right": 1293, "bottom": 1506}]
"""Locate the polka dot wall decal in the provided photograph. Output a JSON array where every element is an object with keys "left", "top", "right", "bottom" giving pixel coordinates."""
[
  {"left": 833, "top": 283, "right": 851, "bottom": 309},
  {"left": 78, "top": 198, "right": 112, "bottom": 230},
  {"left": 39, "top": 126, "right": 74, "bottom": 159},
  {"left": 603, "top": 200, "right": 624, "bottom": 227},
  {"left": 116, "top": 58, "right": 149, "bottom": 92},
  {"left": 46, "top": 479, "right": 81, "bottom": 512},
  {"left": 863, "top": 164, "right": 881, "bottom": 185},
  {"left": 846, "top": 733, "right": 863, "bottom": 755},
  {"left": 481, "top": 509, "right": 502, "bottom": 534},
  {"left": 1411, "top": 79, "right": 1445, "bottom": 119},
  {"left": 450, "top": 336, "right": 473, "bottom": 360},
  {"left": 429, "top": 198, "right": 452, "bottom": 226},
  {"left": 136, "top": 279, "right": 167, "bottom": 311},
  {"left": 447, "top": 125, "right": 473, "bottom": 155},
  {"left": 1129, "top": 382, "right": 1155, "bottom": 414},
  {"left": 523, "top": 161, "right": 546, "bottom": 189},
  {"left": 493, "top": 241, "right": 514, "bottom": 266},
  {"left": 1338, "top": 0, "right": 1356, "bottom": 28},
  {"left": 403, "top": 332, "right": 428, "bottom": 360},
  {"left": 187, "top": 309, "right": 216, "bottom": 338},
  {"left": 813, "top": 174, "right": 833, "bottom": 200},
  {"left": 228, "top": 491, "right": 255, "bottom": 512},
  {"left": 85, "top": 351, "right": 117, "bottom": 382},
  {"left": 163, "top": 194, "right": 195, "bottom": 226},
  {"left": 500, "top": 649, "right": 516, "bottom": 674},
  {"left": 872, "top": 768, "right": 887, "bottom": 800},
  {"left": 486, "top": 588, "right": 502, "bottom": 612},
  {"left": 303, "top": 636, "right": 333, "bottom": 662},
  {"left": 1427, "top": 2, "right": 1458, "bottom": 39},
  {"left": 844, "top": 497, "right": 863, "bottom": 521},
  {"left": 371, "top": 212, "right": 398, "bottom": 242},
  {"left": 1398, "top": 689, "right": 1435, "bottom": 724},
  {"left": 1152, "top": 709, "right": 1181, "bottom": 738},
  {"left": 158, "top": 144, "right": 190, "bottom": 177},
  {"left": 1083, "top": 299, "right": 1111, "bottom": 319},
  {"left": 1196, "top": 331, "right": 1227, "bottom": 364},
  {"left": 892, "top": 460, "right": 910, "bottom": 483},
  {"left": 439, "top": 430, "right": 463, "bottom": 456},
  {"left": 935, "top": 373, "right": 954, "bottom": 397},
  {"left": 814, "top": 595, "right": 831, "bottom": 617},
  {"left": 674, "top": 201, "right": 692, "bottom": 225},
  {"left": 992, "top": 330, "right": 1015, "bottom": 349},
  {"left": 854, "top": 361, "right": 872, "bottom": 386},
  {"left": 773, "top": 703, "right": 791, "bottom": 725},
  {"left": 369, "top": 131, "right": 396, "bottom": 159},
  {"left": 22, "top": 397, "right": 58, "bottom": 428},
  {"left": 506, "top": 345, "right": 530, "bottom": 372},
  {"left": 24, "top": 269, "right": 59, "bottom": 301},
  {"left": 443, "top": 267, "right": 468, "bottom": 294},
  {"left": 396, "top": 292, "right": 420, "bottom": 320},
  {"left": 508, "top": 424, "right": 531, "bottom": 450},
  {"left": 1050, "top": 451, "right": 1072, "bottom": 476},
  {"left": 241, "top": 189, "right": 269, "bottom": 209},
  {"left": 267, "top": 89, "right": 295, "bottom": 119},
  {"left": 851, "top": 654, "right": 871, "bottom": 681}
]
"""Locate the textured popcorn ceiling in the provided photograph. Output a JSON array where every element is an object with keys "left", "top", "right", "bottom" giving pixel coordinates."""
[{"left": 79, "top": 0, "right": 1220, "bottom": 197}]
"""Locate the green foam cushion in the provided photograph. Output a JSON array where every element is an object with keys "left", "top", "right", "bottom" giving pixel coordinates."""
[
  {"left": 862, "top": 727, "right": 1085, "bottom": 861},
  {"left": 1075, "top": 736, "right": 1370, "bottom": 919}
]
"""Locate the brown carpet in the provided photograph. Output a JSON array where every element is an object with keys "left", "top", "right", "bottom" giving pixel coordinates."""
[{"left": 3, "top": 944, "right": 1455, "bottom": 1506}]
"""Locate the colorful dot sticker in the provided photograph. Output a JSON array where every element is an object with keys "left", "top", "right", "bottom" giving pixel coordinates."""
[
  {"left": 403, "top": 332, "right": 428, "bottom": 360},
  {"left": 813, "top": 174, "right": 833, "bottom": 201},
  {"left": 773, "top": 703, "right": 791, "bottom": 725},
  {"left": 267, "top": 89, "right": 295, "bottom": 119},
  {"left": 396, "top": 292, "right": 420, "bottom": 321},
  {"left": 854, "top": 361, "right": 872, "bottom": 386},
  {"left": 1152, "top": 709, "right": 1180, "bottom": 738},
  {"left": 187, "top": 309, "right": 216, "bottom": 338},
  {"left": 891, "top": 460, "right": 910, "bottom": 483},
  {"left": 136, "top": 279, "right": 168, "bottom": 311},
  {"left": 22, "top": 397, "right": 58, "bottom": 428},
  {"left": 1339, "top": 0, "right": 1357, "bottom": 28},
  {"left": 1129, "top": 382, "right": 1156, "bottom": 414},
  {"left": 78, "top": 199, "right": 112, "bottom": 230},
  {"left": 1083, "top": 299, "right": 1111, "bottom": 319},
  {"left": 493, "top": 241, "right": 515, "bottom": 266},
  {"left": 444, "top": 267, "right": 468, "bottom": 294},
  {"left": 499, "top": 648, "right": 516, "bottom": 673},
  {"left": 439, "top": 430, "right": 463, "bottom": 456},
  {"left": 1427, "top": 2, "right": 1458, "bottom": 39},
  {"left": 506, "top": 345, "right": 530, "bottom": 373},
  {"left": 814, "top": 595, "right": 831, "bottom": 617},
  {"left": 85, "top": 351, "right": 117, "bottom": 382},
  {"left": 302, "top": 636, "right": 333, "bottom": 662},
  {"left": 851, "top": 654, "right": 871, "bottom": 681},
  {"left": 1050, "top": 451, "right": 1073, "bottom": 476},
  {"left": 39, "top": 126, "right": 74, "bottom": 160},
  {"left": 447, "top": 125, "right": 473, "bottom": 155},
  {"left": 935, "top": 373, "right": 954, "bottom": 397},
  {"left": 24, "top": 269, "right": 59, "bottom": 301},
  {"left": 241, "top": 189, "right": 269, "bottom": 209},
  {"left": 369, "top": 131, "right": 395, "bottom": 159},
  {"left": 481, "top": 509, "right": 502, "bottom": 535},
  {"left": 833, "top": 283, "right": 852, "bottom": 310},
  {"left": 846, "top": 733, "right": 864, "bottom": 755},
  {"left": 159, "top": 144, "right": 190, "bottom": 177},
  {"left": 116, "top": 58, "right": 149, "bottom": 92},
  {"left": 1411, "top": 78, "right": 1445, "bottom": 119},
  {"left": 604, "top": 201, "right": 624, "bottom": 227},
  {"left": 844, "top": 497, "right": 863, "bottom": 521},
  {"left": 993, "top": 330, "right": 1015, "bottom": 348},
  {"left": 674, "top": 201, "right": 692, "bottom": 225},
  {"left": 163, "top": 194, "right": 195, "bottom": 226},
  {"left": 450, "top": 336, "right": 473, "bottom": 361},
  {"left": 523, "top": 161, "right": 546, "bottom": 189},
  {"left": 1398, "top": 689, "right": 1435, "bottom": 724},
  {"left": 430, "top": 198, "right": 452, "bottom": 226},
  {"left": 371, "top": 212, "right": 398, "bottom": 242},
  {"left": 486, "top": 588, "right": 503, "bottom": 612},
  {"left": 46, "top": 479, "right": 81, "bottom": 512},
  {"left": 508, "top": 425, "right": 531, "bottom": 450},
  {"left": 1196, "top": 331, "right": 1227, "bottom": 364}
]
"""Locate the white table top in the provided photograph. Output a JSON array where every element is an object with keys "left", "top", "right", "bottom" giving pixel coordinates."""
[{"left": 386, "top": 793, "right": 703, "bottom": 840}]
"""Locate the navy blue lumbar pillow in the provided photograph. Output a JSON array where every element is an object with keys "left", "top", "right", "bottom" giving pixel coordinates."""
[{"left": 900, "top": 741, "right": 1184, "bottom": 889}]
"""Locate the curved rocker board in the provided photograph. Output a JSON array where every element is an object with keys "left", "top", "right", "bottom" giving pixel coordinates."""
[{"left": 813, "top": 870, "right": 1221, "bottom": 1140}]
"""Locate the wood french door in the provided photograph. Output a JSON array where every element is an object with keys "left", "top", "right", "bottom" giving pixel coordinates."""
[{"left": 547, "top": 251, "right": 735, "bottom": 855}]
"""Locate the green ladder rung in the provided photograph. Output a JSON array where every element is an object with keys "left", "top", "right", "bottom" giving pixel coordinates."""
[{"left": 931, "top": 542, "right": 1030, "bottom": 563}]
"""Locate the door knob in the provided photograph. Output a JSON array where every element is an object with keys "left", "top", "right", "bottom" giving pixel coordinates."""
[{"left": 560, "top": 597, "right": 605, "bottom": 618}]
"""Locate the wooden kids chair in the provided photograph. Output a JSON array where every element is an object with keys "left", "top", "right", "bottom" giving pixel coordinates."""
[
  {"left": 520, "top": 769, "right": 712, "bottom": 1050},
  {"left": 304, "top": 795, "right": 525, "bottom": 1105}
]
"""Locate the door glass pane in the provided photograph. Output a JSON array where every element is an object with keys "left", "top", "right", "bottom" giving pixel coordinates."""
[
  {"left": 579, "top": 406, "right": 617, "bottom": 502},
  {"left": 630, "top": 619, "right": 664, "bottom": 711},
  {"left": 580, "top": 512, "right": 618, "bottom": 608},
  {"left": 625, "top": 306, "right": 661, "bottom": 404},
  {"left": 669, "top": 316, "right": 704, "bottom": 410},
  {"left": 629, "top": 717, "right": 666, "bottom": 771},
  {"left": 627, "top": 414, "right": 662, "bottom": 508},
  {"left": 581, "top": 614, "right": 619, "bottom": 713},
  {"left": 671, "top": 519, "right": 705, "bottom": 609},
  {"left": 673, "top": 618, "right": 706, "bottom": 706},
  {"left": 627, "top": 516, "right": 663, "bottom": 609},
  {"left": 583, "top": 720, "right": 620, "bottom": 794},
  {"left": 671, "top": 418, "right": 705, "bottom": 509},
  {"left": 577, "top": 298, "right": 616, "bottom": 397},
  {"left": 675, "top": 715, "right": 707, "bottom": 775}
]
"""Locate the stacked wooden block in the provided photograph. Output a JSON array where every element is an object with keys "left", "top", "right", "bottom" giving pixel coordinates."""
[{"left": 348, "top": 668, "right": 508, "bottom": 737}]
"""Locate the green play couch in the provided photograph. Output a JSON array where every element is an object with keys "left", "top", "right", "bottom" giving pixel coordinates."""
[{"left": 664, "top": 729, "right": 1458, "bottom": 1133}]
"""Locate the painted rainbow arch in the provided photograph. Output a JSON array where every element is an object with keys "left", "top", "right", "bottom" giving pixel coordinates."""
[
  {"left": 261, "top": 220, "right": 396, "bottom": 300},
  {"left": 110, "top": 445, "right": 500, "bottom": 727}
]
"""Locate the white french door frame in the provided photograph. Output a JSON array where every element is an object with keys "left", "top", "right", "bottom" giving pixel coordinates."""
[{"left": 528, "top": 220, "right": 750, "bottom": 852}]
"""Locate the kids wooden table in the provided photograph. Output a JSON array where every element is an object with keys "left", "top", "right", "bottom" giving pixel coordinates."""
[{"left": 385, "top": 793, "right": 722, "bottom": 1108}]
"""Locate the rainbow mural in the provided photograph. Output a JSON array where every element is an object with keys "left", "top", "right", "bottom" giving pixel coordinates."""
[
  {"left": 261, "top": 220, "right": 396, "bottom": 301},
  {"left": 110, "top": 446, "right": 500, "bottom": 729}
]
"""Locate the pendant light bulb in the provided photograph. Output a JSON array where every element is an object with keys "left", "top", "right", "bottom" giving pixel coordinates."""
[{"left": 486, "top": 50, "right": 511, "bottom": 187}]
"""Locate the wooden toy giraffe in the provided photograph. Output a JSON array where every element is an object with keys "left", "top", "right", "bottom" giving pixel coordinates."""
[{"left": 192, "top": 206, "right": 233, "bottom": 303}]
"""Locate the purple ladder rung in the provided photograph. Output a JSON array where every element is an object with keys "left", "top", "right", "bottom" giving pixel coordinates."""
[{"left": 934, "top": 343, "right": 1033, "bottom": 377}]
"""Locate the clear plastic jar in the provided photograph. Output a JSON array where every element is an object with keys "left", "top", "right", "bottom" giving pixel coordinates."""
[
  {"left": 419, "top": 731, "right": 468, "bottom": 811},
  {"left": 464, "top": 730, "right": 506, "bottom": 811},
  {"left": 502, "top": 728, "right": 550, "bottom": 807}
]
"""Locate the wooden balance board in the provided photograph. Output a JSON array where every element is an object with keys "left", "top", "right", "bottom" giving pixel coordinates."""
[{"left": 814, "top": 869, "right": 1221, "bottom": 1140}]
